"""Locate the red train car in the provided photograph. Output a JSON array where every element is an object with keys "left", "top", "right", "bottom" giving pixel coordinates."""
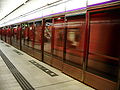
[{"left": 0, "top": 2, "right": 120, "bottom": 90}]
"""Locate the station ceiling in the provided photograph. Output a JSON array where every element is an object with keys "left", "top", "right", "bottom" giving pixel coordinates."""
[
  {"left": 0, "top": 0, "right": 118, "bottom": 27},
  {"left": 0, "top": 0, "right": 63, "bottom": 24},
  {"left": 0, "top": 0, "right": 29, "bottom": 20}
]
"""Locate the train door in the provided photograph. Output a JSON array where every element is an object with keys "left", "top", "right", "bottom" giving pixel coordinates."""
[
  {"left": 0, "top": 28, "right": 2, "bottom": 40},
  {"left": 12, "top": 26, "right": 19, "bottom": 48},
  {"left": 84, "top": 7, "right": 120, "bottom": 90},
  {"left": 28, "top": 23, "right": 35, "bottom": 48},
  {"left": 2, "top": 28, "right": 6, "bottom": 42},
  {"left": 28, "top": 23, "right": 35, "bottom": 57},
  {"left": 21, "top": 23, "right": 28, "bottom": 53},
  {"left": 63, "top": 14, "right": 86, "bottom": 81},
  {"left": 22, "top": 23, "right": 35, "bottom": 57},
  {"left": 0, "top": 28, "right": 2, "bottom": 39},
  {"left": 33, "top": 21, "right": 42, "bottom": 60},
  {"left": 43, "top": 19, "right": 53, "bottom": 65},
  {"left": 6, "top": 27, "right": 11, "bottom": 44},
  {"left": 6, "top": 27, "right": 9, "bottom": 43},
  {"left": 51, "top": 16, "right": 65, "bottom": 70},
  {"left": 16, "top": 25, "right": 22, "bottom": 50},
  {"left": 12, "top": 26, "right": 17, "bottom": 47},
  {"left": 22, "top": 24, "right": 30, "bottom": 53},
  {"left": 1, "top": 28, "right": 3, "bottom": 40},
  {"left": 23, "top": 24, "right": 29, "bottom": 47}
]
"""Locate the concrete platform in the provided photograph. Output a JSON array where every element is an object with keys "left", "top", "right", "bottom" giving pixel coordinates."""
[{"left": 0, "top": 40, "right": 94, "bottom": 90}]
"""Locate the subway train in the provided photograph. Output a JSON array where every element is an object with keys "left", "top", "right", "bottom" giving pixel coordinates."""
[{"left": 0, "top": 2, "right": 120, "bottom": 90}]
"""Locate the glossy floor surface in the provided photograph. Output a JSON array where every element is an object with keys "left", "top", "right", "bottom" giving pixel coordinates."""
[{"left": 0, "top": 40, "right": 94, "bottom": 90}]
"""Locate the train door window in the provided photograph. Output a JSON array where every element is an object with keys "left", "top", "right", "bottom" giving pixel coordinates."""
[
  {"left": 0, "top": 29, "right": 1, "bottom": 39},
  {"left": 4, "top": 28, "right": 7, "bottom": 42},
  {"left": 24, "top": 24, "right": 29, "bottom": 46},
  {"left": 53, "top": 17, "right": 65, "bottom": 58},
  {"left": 2, "top": 28, "right": 5, "bottom": 41},
  {"left": 34, "top": 21, "right": 42, "bottom": 50},
  {"left": 0, "top": 28, "right": 3, "bottom": 40},
  {"left": 87, "top": 9, "right": 120, "bottom": 82},
  {"left": 17, "top": 25, "right": 21, "bottom": 44},
  {"left": 21, "top": 24, "right": 26, "bottom": 46},
  {"left": 11, "top": 26, "right": 16, "bottom": 44},
  {"left": 44, "top": 19, "right": 52, "bottom": 53},
  {"left": 6, "top": 27, "right": 8, "bottom": 43},
  {"left": 65, "top": 15, "right": 86, "bottom": 68},
  {"left": 7, "top": 27, "right": 11, "bottom": 44},
  {"left": 15, "top": 27, "right": 18, "bottom": 42},
  {"left": 48, "top": 16, "right": 65, "bottom": 70},
  {"left": 28, "top": 23, "right": 35, "bottom": 48}
]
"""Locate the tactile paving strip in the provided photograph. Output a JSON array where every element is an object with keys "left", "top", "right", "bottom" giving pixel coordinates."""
[
  {"left": 0, "top": 50, "right": 35, "bottom": 90},
  {"left": 29, "top": 60, "right": 58, "bottom": 77},
  {"left": 0, "top": 41, "right": 4, "bottom": 43},
  {"left": 5, "top": 44, "right": 10, "bottom": 47},
  {"left": 13, "top": 50, "right": 23, "bottom": 55}
]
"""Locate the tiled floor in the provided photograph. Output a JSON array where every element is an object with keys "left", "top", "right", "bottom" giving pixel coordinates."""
[{"left": 0, "top": 40, "right": 94, "bottom": 90}]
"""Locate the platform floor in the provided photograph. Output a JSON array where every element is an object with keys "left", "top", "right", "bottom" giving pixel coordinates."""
[{"left": 0, "top": 40, "right": 94, "bottom": 90}]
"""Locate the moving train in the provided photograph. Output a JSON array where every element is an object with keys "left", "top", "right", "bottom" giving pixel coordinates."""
[{"left": 0, "top": 1, "right": 120, "bottom": 90}]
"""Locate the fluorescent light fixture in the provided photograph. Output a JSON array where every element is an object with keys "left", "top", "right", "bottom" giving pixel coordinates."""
[
  {"left": 88, "top": 0, "right": 111, "bottom": 5},
  {"left": 66, "top": 0, "right": 87, "bottom": 11}
]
